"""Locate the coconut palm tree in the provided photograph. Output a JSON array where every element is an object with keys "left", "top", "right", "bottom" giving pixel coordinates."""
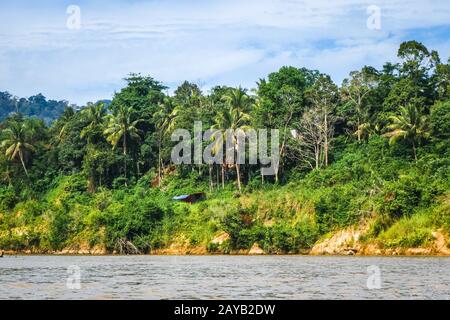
[
  {"left": 104, "top": 105, "right": 143, "bottom": 183},
  {"left": 154, "top": 97, "right": 177, "bottom": 186},
  {"left": 79, "top": 102, "right": 107, "bottom": 192},
  {"left": 52, "top": 107, "right": 75, "bottom": 145},
  {"left": 384, "top": 104, "right": 429, "bottom": 162},
  {"left": 80, "top": 102, "right": 107, "bottom": 144},
  {"left": 211, "top": 108, "right": 231, "bottom": 190},
  {"left": 354, "top": 117, "right": 382, "bottom": 141},
  {"left": 211, "top": 87, "right": 251, "bottom": 192},
  {"left": 1, "top": 121, "right": 35, "bottom": 177}
]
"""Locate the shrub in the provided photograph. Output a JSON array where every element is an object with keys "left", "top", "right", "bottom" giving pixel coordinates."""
[
  {"left": 261, "top": 221, "right": 319, "bottom": 253},
  {"left": 220, "top": 206, "right": 255, "bottom": 250},
  {"left": 379, "top": 172, "right": 444, "bottom": 218},
  {"left": 102, "top": 193, "right": 171, "bottom": 252},
  {"left": 314, "top": 186, "right": 357, "bottom": 232},
  {"left": 383, "top": 229, "right": 432, "bottom": 248},
  {"left": 265, "top": 223, "right": 296, "bottom": 253},
  {"left": 378, "top": 212, "right": 435, "bottom": 248},
  {"left": 14, "top": 200, "right": 45, "bottom": 225},
  {"left": 430, "top": 101, "right": 450, "bottom": 139},
  {"left": 0, "top": 186, "right": 18, "bottom": 210},
  {"left": 45, "top": 206, "right": 72, "bottom": 250}
]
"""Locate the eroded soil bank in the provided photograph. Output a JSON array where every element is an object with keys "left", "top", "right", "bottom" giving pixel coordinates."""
[{"left": 3, "top": 229, "right": 449, "bottom": 256}]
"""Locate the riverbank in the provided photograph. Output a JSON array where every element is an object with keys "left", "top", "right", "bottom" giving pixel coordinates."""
[{"left": 3, "top": 229, "right": 448, "bottom": 257}]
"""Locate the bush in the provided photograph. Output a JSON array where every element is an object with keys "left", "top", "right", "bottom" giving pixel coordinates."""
[
  {"left": 0, "top": 186, "right": 17, "bottom": 210},
  {"left": 314, "top": 186, "right": 358, "bottom": 232},
  {"left": 383, "top": 229, "right": 432, "bottom": 248},
  {"left": 377, "top": 211, "right": 436, "bottom": 248},
  {"left": 379, "top": 172, "right": 444, "bottom": 218},
  {"left": 218, "top": 205, "right": 260, "bottom": 250},
  {"left": 103, "top": 193, "right": 171, "bottom": 252},
  {"left": 46, "top": 206, "right": 72, "bottom": 250},
  {"left": 14, "top": 200, "right": 45, "bottom": 225},
  {"left": 430, "top": 101, "right": 450, "bottom": 139},
  {"left": 206, "top": 241, "right": 219, "bottom": 253},
  {"left": 264, "top": 223, "right": 296, "bottom": 253},
  {"left": 261, "top": 221, "right": 319, "bottom": 253}
]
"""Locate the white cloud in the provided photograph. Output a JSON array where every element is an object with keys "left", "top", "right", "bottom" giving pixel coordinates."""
[{"left": 0, "top": 0, "right": 449, "bottom": 105}]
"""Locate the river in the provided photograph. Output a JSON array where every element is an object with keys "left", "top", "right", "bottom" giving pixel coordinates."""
[{"left": 0, "top": 255, "right": 448, "bottom": 299}]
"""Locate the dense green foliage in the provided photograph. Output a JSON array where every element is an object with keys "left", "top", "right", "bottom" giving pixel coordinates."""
[
  {"left": 0, "top": 92, "right": 75, "bottom": 123},
  {"left": 0, "top": 42, "right": 449, "bottom": 253}
]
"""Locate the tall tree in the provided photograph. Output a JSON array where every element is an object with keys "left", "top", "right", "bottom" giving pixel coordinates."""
[
  {"left": 290, "top": 109, "right": 324, "bottom": 170},
  {"left": 213, "top": 87, "right": 251, "bottom": 192},
  {"left": 80, "top": 102, "right": 107, "bottom": 144},
  {"left": 104, "top": 105, "right": 143, "bottom": 184},
  {"left": 79, "top": 102, "right": 107, "bottom": 192},
  {"left": 154, "top": 97, "right": 177, "bottom": 186},
  {"left": 384, "top": 41, "right": 440, "bottom": 116},
  {"left": 341, "top": 67, "right": 378, "bottom": 142},
  {"left": 434, "top": 57, "right": 450, "bottom": 101},
  {"left": 384, "top": 104, "right": 429, "bottom": 162},
  {"left": 256, "top": 67, "right": 319, "bottom": 181},
  {"left": 1, "top": 121, "right": 35, "bottom": 177},
  {"left": 54, "top": 106, "right": 75, "bottom": 144},
  {"left": 306, "top": 75, "right": 339, "bottom": 167}
]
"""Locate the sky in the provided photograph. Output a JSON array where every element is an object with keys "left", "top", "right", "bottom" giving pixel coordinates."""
[{"left": 0, "top": 0, "right": 449, "bottom": 106}]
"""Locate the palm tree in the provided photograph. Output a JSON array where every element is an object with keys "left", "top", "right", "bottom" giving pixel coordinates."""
[
  {"left": 154, "top": 97, "right": 177, "bottom": 186},
  {"left": 384, "top": 104, "right": 428, "bottom": 162},
  {"left": 354, "top": 117, "right": 382, "bottom": 141},
  {"left": 211, "top": 108, "right": 231, "bottom": 190},
  {"left": 80, "top": 102, "right": 107, "bottom": 144},
  {"left": 53, "top": 107, "right": 75, "bottom": 144},
  {"left": 79, "top": 102, "right": 107, "bottom": 192},
  {"left": 211, "top": 87, "right": 251, "bottom": 192},
  {"left": 1, "top": 121, "right": 35, "bottom": 177},
  {"left": 104, "top": 105, "right": 143, "bottom": 183}
]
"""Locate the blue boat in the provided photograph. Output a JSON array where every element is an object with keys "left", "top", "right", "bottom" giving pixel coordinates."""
[{"left": 172, "top": 193, "right": 205, "bottom": 204}]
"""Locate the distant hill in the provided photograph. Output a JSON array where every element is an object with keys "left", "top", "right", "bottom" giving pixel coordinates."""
[
  {"left": 0, "top": 91, "right": 72, "bottom": 123},
  {"left": 0, "top": 91, "right": 110, "bottom": 123}
]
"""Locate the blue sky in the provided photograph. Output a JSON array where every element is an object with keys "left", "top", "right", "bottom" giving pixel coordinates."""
[{"left": 0, "top": 0, "right": 449, "bottom": 105}]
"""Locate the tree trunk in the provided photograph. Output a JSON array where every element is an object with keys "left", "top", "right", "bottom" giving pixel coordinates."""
[
  {"left": 276, "top": 112, "right": 292, "bottom": 184},
  {"left": 158, "top": 139, "right": 162, "bottom": 187},
  {"left": 236, "top": 163, "right": 242, "bottom": 193},
  {"left": 216, "top": 165, "right": 219, "bottom": 190},
  {"left": 6, "top": 165, "right": 12, "bottom": 186},
  {"left": 209, "top": 164, "right": 213, "bottom": 192},
  {"left": 315, "top": 144, "right": 320, "bottom": 169},
  {"left": 412, "top": 140, "right": 417, "bottom": 162},
  {"left": 19, "top": 151, "right": 29, "bottom": 177},
  {"left": 357, "top": 116, "right": 361, "bottom": 143},
  {"left": 88, "top": 172, "right": 96, "bottom": 193},
  {"left": 221, "top": 165, "right": 225, "bottom": 189},
  {"left": 357, "top": 96, "right": 361, "bottom": 143},
  {"left": 123, "top": 133, "right": 128, "bottom": 186},
  {"left": 324, "top": 113, "right": 329, "bottom": 167},
  {"left": 137, "top": 161, "right": 140, "bottom": 177}
]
